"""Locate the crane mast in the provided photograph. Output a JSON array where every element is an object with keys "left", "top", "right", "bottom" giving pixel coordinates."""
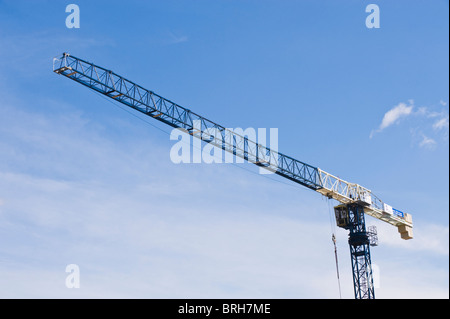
[{"left": 53, "top": 53, "right": 413, "bottom": 299}]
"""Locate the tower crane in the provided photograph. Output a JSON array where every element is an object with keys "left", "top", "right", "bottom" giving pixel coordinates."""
[{"left": 53, "top": 53, "right": 413, "bottom": 299}]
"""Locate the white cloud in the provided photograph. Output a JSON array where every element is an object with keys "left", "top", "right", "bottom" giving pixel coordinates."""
[
  {"left": 416, "top": 106, "right": 428, "bottom": 116},
  {"left": 0, "top": 170, "right": 342, "bottom": 298},
  {"left": 433, "top": 116, "right": 449, "bottom": 130},
  {"left": 1, "top": 100, "right": 345, "bottom": 298},
  {"left": 373, "top": 220, "right": 449, "bottom": 256},
  {"left": 419, "top": 134, "right": 437, "bottom": 149},
  {"left": 370, "top": 101, "right": 414, "bottom": 138},
  {"left": 378, "top": 102, "right": 414, "bottom": 130},
  {"left": 167, "top": 31, "right": 189, "bottom": 44},
  {"left": 1, "top": 95, "right": 448, "bottom": 299},
  {"left": 370, "top": 100, "right": 449, "bottom": 148}
]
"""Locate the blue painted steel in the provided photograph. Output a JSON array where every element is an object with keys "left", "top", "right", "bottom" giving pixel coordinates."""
[
  {"left": 345, "top": 204, "right": 375, "bottom": 299},
  {"left": 393, "top": 208, "right": 404, "bottom": 218},
  {"left": 54, "top": 53, "right": 378, "bottom": 299},
  {"left": 53, "top": 53, "right": 322, "bottom": 191}
]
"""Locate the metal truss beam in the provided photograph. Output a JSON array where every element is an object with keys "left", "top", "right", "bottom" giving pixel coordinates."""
[
  {"left": 53, "top": 53, "right": 321, "bottom": 191},
  {"left": 53, "top": 53, "right": 413, "bottom": 237}
]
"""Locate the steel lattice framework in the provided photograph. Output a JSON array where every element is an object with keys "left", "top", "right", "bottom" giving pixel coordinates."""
[
  {"left": 53, "top": 53, "right": 414, "bottom": 299},
  {"left": 335, "top": 204, "right": 375, "bottom": 299},
  {"left": 53, "top": 53, "right": 321, "bottom": 190}
]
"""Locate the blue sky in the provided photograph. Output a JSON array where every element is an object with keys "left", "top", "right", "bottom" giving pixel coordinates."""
[{"left": 0, "top": 0, "right": 448, "bottom": 298}]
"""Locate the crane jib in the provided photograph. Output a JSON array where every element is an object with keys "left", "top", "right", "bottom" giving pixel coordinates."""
[{"left": 53, "top": 53, "right": 413, "bottom": 240}]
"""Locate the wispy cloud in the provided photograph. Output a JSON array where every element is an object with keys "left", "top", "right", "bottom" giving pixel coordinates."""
[
  {"left": 374, "top": 220, "right": 449, "bottom": 256},
  {"left": 419, "top": 134, "right": 437, "bottom": 149},
  {"left": 370, "top": 100, "right": 414, "bottom": 138},
  {"left": 167, "top": 31, "right": 189, "bottom": 44},
  {"left": 0, "top": 97, "right": 345, "bottom": 298},
  {"left": 1, "top": 90, "right": 448, "bottom": 298},
  {"left": 370, "top": 99, "right": 449, "bottom": 148},
  {"left": 433, "top": 116, "right": 449, "bottom": 131}
]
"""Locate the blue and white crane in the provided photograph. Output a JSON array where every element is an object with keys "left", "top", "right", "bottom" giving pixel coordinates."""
[{"left": 53, "top": 53, "right": 413, "bottom": 299}]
